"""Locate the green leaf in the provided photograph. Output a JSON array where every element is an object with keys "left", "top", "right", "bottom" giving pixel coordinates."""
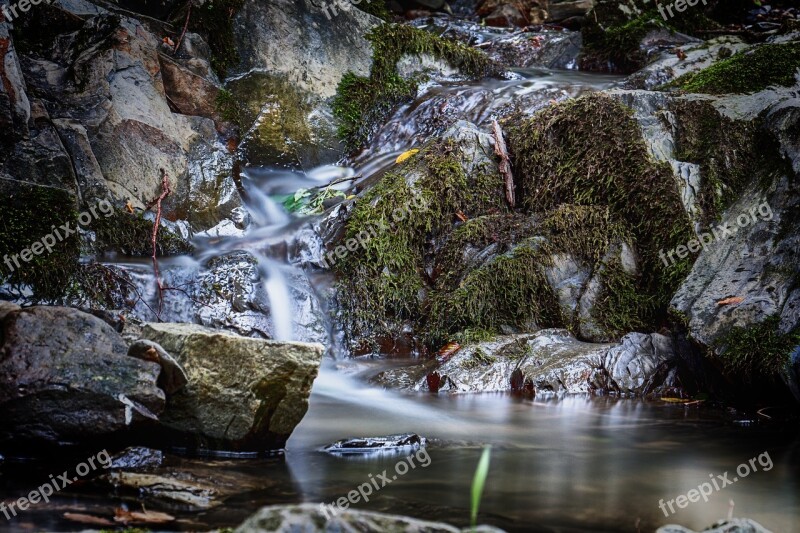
[{"left": 470, "top": 446, "right": 492, "bottom": 528}]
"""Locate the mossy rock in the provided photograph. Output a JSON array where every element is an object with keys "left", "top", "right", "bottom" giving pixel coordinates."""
[
  {"left": 0, "top": 184, "right": 80, "bottom": 302},
  {"left": 506, "top": 93, "right": 695, "bottom": 334},
  {"left": 669, "top": 42, "right": 800, "bottom": 95},
  {"left": 669, "top": 97, "right": 786, "bottom": 226},
  {"left": 333, "top": 125, "right": 508, "bottom": 350},
  {"left": 92, "top": 211, "right": 192, "bottom": 257},
  {"left": 332, "top": 24, "right": 496, "bottom": 150}
]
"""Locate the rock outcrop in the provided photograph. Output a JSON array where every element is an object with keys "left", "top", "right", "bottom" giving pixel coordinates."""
[{"left": 142, "top": 323, "right": 324, "bottom": 451}]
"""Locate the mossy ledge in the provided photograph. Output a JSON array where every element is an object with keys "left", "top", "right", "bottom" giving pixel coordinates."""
[
  {"left": 668, "top": 42, "right": 800, "bottom": 95},
  {"left": 715, "top": 315, "right": 800, "bottom": 382},
  {"left": 506, "top": 94, "right": 696, "bottom": 334},
  {"left": 332, "top": 24, "right": 496, "bottom": 150}
]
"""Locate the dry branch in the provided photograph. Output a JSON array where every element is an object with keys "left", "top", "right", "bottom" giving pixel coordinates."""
[{"left": 492, "top": 119, "right": 515, "bottom": 208}]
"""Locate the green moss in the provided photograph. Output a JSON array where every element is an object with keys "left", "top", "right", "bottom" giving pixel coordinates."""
[
  {"left": 715, "top": 315, "right": 800, "bottom": 381},
  {"left": 93, "top": 212, "right": 192, "bottom": 257},
  {"left": 215, "top": 88, "right": 241, "bottom": 124},
  {"left": 670, "top": 42, "right": 800, "bottom": 95},
  {"left": 0, "top": 185, "right": 80, "bottom": 302},
  {"left": 333, "top": 24, "right": 495, "bottom": 150},
  {"left": 178, "top": 0, "right": 245, "bottom": 77},
  {"left": 429, "top": 239, "right": 562, "bottom": 338},
  {"left": 333, "top": 138, "right": 507, "bottom": 348},
  {"left": 356, "top": 0, "right": 392, "bottom": 20},
  {"left": 507, "top": 94, "right": 696, "bottom": 334},
  {"left": 452, "top": 329, "right": 496, "bottom": 344},
  {"left": 460, "top": 346, "right": 498, "bottom": 370}
]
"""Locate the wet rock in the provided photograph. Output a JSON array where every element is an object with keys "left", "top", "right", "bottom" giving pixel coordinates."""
[
  {"left": 324, "top": 433, "right": 426, "bottom": 454},
  {"left": 0, "top": 306, "right": 164, "bottom": 450},
  {"left": 108, "top": 446, "right": 164, "bottom": 471},
  {"left": 141, "top": 323, "right": 324, "bottom": 451},
  {"left": 235, "top": 503, "right": 507, "bottom": 533},
  {"left": 376, "top": 330, "right": 682, "bottom": 396},
  {"left": 127, "top": 340, "right": 189, "bottom": 395},
  {"left": 233, "top": 0, "right": 378, "bottom": 100},
  {"left": 0, "top": 301, "right": 19, "bottom": 321},
  {"left": 657, "top": 518, "right": 773, "bottom": 533},
  {"left": 547, "top": 0, "right": 594, "bottom": 22}
]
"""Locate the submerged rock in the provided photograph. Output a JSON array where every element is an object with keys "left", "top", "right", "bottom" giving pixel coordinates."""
[
  {"left": 324, "top": 433, "right": 426, "bottom": 454},
  {"left": 0, "top": 307, "right": 164, "bottom": 450},
  {"left": 141, "top": 323, "right": 324, "bottom": 451},
  {"left": 235, "top": 503, "right": 507, "bottom": 532}
]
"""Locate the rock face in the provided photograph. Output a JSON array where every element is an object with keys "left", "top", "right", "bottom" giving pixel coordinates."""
[
  {"left": 235, "top": 503, "right": 507, "bottom": 533},
  {"left": 141, "top": 323, "right": 324, "bottom": 451},
  {"left": 0, "top": 307, "right": 164, "bottom": 449},
  {"left": 233, "top": 0, "right": 378, "bottom": 100},
  {"left": 374, "top": 330, "right": 682, "bottom": 396},
  {"left": 657, "top": 518, "right": 773, "bottom": 533}
]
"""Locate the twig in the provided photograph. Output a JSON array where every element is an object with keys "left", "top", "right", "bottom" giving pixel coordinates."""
[
  {"left": 492, "top": 119, "right": 515, "bottom": 208},
  {"left": 174, "top": 2, "right": 192, "bottom": 54},
  {"left": 148, "top": 169, "right": 172, "bottom": 314},
  {"left": 756, "top": 407, "right": 774, "bottom": 420}
]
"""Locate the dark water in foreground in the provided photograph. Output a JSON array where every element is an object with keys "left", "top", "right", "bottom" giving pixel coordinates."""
[{"left": 1, "top": 363, "right": 798, "bottom": 532}]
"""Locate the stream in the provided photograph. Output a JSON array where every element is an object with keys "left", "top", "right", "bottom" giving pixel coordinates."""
[{"left": 1, "top": 45, "right": 799, "bottom": 533}]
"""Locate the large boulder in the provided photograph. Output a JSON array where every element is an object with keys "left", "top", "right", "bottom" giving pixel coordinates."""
[
  {"left": 141, "top": 323, "right": 324, "bottom": 451},
  {"left": 0, "top": 306, "right": 164, "bottom": 450}
]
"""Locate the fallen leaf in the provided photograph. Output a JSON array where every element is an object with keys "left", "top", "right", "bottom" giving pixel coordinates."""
[
  {"left": 125, "top": 201, "right": 134, "bottom": 214},
  {"left": 456, "top": 210, "right": 468, "bottom": 222},
  {"left": 115, "top": 508, "right": 175, "bottom": 525},
  {"left": 395, "top": 149, "right": 420, "bottom": 164},
  {"left": 162, "top": 36, "right": 175, "bottom": 47},
  {"left": 660, "top": 397, "right": 691, "bottom": 403},
  {"left": 717, "top": 296, "right": 744, "bottom": 306},
  {"left": 675, "top": 49, "right": 687, "bottom": 60},
  {"left": 64, "top": 513, "right": 114, "bottom": 526},
  {"left": 437, "top": 342, "right": 461, "bottom": 361}
]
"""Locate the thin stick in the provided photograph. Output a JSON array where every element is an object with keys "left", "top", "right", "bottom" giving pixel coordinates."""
[
  {"left": 492, "top": 119, "right": 515, "bottom": 208},
  {"left": 149, "top": 169, "right": 172, "bottom": 314},
  {"left": 174, "top": 2, "right": 192, "bottom": 54}
]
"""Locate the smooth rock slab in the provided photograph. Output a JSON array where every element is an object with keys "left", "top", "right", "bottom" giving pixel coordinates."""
[{"left": 142, "top": 323, "right": 323, "bottom": 451}]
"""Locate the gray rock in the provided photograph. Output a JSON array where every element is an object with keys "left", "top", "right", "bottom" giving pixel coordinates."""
[
  {"left": 233, "top": 0, "right": 378, "bottom": 100},
  {"left": 0, "top": 306, "right": 164, "bottom": 448},
  {"left": 108, "top": 446, "right": 164, "bottom": 471},
  {"left": 141, "top": 323, "right": 324, "bottom": 451},
  {"left": 657, "top": 518, "right": 773, "bottom": 533},
  {"left": 376, "top": 329, "right": 681, "bottom": 396},
  {"left": 235, "top": 503, "right": 507, "bottom": 532}
]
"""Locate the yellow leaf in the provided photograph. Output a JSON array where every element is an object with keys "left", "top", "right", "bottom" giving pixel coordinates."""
[
  {"left": 717, "top": 296, "right": 744, "bottom": 306},
  {"left": 396, "top": 149, "right": 420, "bottom": 164}
]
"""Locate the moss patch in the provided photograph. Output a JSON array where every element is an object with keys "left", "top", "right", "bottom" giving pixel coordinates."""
[
  {"left": 507, "top": 94, "right": 695, "bottom": 334},
  {"left": 93, "top": 212, "right": 192, "bottom": 257},
  {"left": 460, "top": 346, "right": 498, "bottom": 369},
  {"left": 716, "top": 315, "right": 800, "bottom": 382},
  {"left": 0, "top": 185, "right": 80, "bottom": 302},
  {"left": 356, "top": 0, "right": 392, "bottom": 20},
  {"left": 332, "top": 24, "right": 495, "bottom": 150},
  {"left": 670, "top": 42, "right": 800, "bottom": 95}
]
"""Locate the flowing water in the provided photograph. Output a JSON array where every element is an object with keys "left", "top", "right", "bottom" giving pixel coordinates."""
[{"left": 2, "top": 63, "right": 799, "bottom": 533}]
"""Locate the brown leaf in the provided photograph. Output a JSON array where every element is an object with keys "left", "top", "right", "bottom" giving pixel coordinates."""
[
  {"left": 455, "top": 210, "right": 468, "bottom": 222},
  {"left": 717, "top": 296, "right": 744, "bottom": 306},
  {"left": 63, "top": 513, "right": 114, "bottom": 526},
  {"left": 125, "top": 201, "right": 134, "bottom": 214},
  {"left": 162, "top": 36, "right": 175, "bottom": 47},
  {"left": 114, "top": 508, "right": 175, "bottom": 525},
  {"left": 437, "top": 342, "right": 461, "bottom": 362}
]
